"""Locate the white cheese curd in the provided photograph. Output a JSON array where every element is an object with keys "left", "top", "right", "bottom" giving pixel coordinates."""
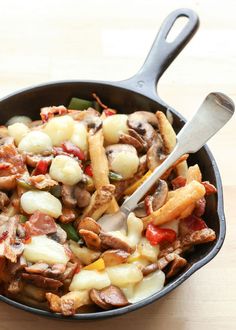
[
  {"left": 23, "top": 235, "right": 69, "bottom": 265},
  {"left": 106, "top": 264, "right": 143, "bottom": 287},
  {"left": 69, "top": 241, "right": 101, "bottom": 265},
  {"left": 127, "top": 213, "right": 143, "bottom": 248},
  {"left": 138, "top": 237, "right": 160, "bottom": 263},
  {"left": 102, "top": 114, "right": 129, "bottom": 144},
  {"left": 110, "top": 151, "right": 139, "bottom": 179},
  {"left": 44, "top": 115, "right": 74, "bottom": 146},
  {"left": 69, "top": 270, "right": 111, "bottom": 291},
  {"left": 6, "top": 115, "right": 32, "bottom": 127},
  {"left": 128, "top": 270, "right": 165, "bottom": 303},
  {"left": 8, "top": 122, "right": 29, "bottom": 145},
  {"left": 49, "top": 155, "right": 83, "bottom": 185},
  {"left": 70, "top": 122, "right": 88, "bottom": 151},
  {"left": 21, "top": 190, "right": 62, "bottom": 218},
  {"left": 18, "top": 130, "right": 52, "bottom": 154}
]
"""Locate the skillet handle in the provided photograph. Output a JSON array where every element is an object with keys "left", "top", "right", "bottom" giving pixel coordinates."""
[{"left": 121, "top": 8, "right": 199, "bottom": 99}]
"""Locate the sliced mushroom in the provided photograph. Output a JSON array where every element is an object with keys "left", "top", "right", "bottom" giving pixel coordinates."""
[
  {"left": 128, "top": 111, "right": 159, "bottom": 147},
  {"left": 61, "top": 185, "right": 77, "bottom": 208},
  {"left": 100, "top": 232, "right": 133, "bottom": 253},
  {"left": 142, "top": 263, "right": 159, "bottom": 276},
  {"left": 48, "top": 224, "right": 67, "bottom": 244},
  {"left": 77, "top": 217, "right": 101, "bottom": 234},
  {"left": 79, "top": 229, "right": 102, "bottom": 251},
  {"left": 59, "top": 208, "right": 78, "bottom": 224},
  {"left": 90, "top": 285, "right": 129, "bottom": 310},
  {"left": 119, "top": 129, "right": 145, "bottom": 153},
  {"left": 21, "top": 273, "right": 63, "bottom": 290},
  {"left": 147, "top": 134, "right": 166, "bottom": 170},
  {"left": 101, "top": 249, "right": 130, "bottom": 266},
  {"left": 134, "top": 179, "right": 168, "bottom": 218},
  {"left": 74, "top": 185, "right": 91, "bottom": 208}
]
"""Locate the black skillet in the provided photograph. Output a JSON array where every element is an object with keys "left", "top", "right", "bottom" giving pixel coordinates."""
[{"left": 0, "top": 8, "right": 225, "bottom": 320}]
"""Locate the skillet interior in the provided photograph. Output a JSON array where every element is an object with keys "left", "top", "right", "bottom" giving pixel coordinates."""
[{"left": 0, "top": 80, "right": 225, "bottom": 319}]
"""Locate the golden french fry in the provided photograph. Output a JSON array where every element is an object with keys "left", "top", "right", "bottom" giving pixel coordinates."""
[
  {"left": 161, "top": 154, "right": 189, "bottom": 180},
  {"left": 88, "top": 129, "right": 119, "bottom": 213},
  {"left": 142, "top": 180, "right": 206, "bottom": 227},
  {"left": 179, "top": 164, "right": 203, "bottom": 218},
  {"left": 186, "top": 164, "right": 202, "bottom": 183},
  {"left": 81, "top": 184, "right": 115, "bottom": 220},
  {"left": 156, "top": 111, "right": 188, "bottom": 177}
]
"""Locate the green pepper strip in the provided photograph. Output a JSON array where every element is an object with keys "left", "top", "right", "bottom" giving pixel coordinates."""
[
  {"left": 109, "top": 171, "right": 123, "bottom": 181},
  {"left": 60, "top": 223, "right": 80, "bottom": 242},
  {"left": 68, "top": 97, "right": 100, "bottom": 111}
]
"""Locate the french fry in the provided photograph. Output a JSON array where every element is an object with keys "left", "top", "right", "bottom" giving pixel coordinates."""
[
  {"left": 88, "top": 129, "right": 119, "bottom": 213},
  {"left": 180, "top": 165, "right": 203, "bottom": 218},
  {"left": 142, "top": 180, "right": 206, "bottom": 227},
  {"left": 156, "top": 111, "right": 188, "bottom": 177},
  {"left": 81, "top": 184, "right": 115, "bottom": 220},
  {"left": 186, "top": 164, "right": 202, "bottom": 183}
]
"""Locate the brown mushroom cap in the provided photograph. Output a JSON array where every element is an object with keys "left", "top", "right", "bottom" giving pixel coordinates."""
[
  {"left": 90, "top": 285, "right": 129, "bottom": 310},
  {"left": 128, "top": 111, "right": 159, "bottom": 147},
  {"left": 101, "top": 249, "right": 130, "bottom": 266},
  {"left": 134, "top": 179, "right": 168, "bottom": 218},
  {"left": 147, "top": 134, "right": 165, "bottom": 170}
]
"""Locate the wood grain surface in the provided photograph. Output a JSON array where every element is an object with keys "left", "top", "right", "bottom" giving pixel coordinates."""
[{"left": 0, "top": 0, "right": 235, "bottom": 329}]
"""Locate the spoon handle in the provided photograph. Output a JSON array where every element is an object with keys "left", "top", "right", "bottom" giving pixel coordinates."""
[{"left": 121, "top": 92, "right": 234, "bottom": 214}]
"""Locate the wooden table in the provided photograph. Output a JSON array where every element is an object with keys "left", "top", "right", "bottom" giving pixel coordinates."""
[{"left": 0, "top": 0, "right": 235, "bottom": 329}]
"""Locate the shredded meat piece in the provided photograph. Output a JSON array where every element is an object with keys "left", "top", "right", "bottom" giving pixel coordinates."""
[
  {"left": 61, "top": 185, "right": 77, "bottom": 208},
  {"left": 182, "top": 228, "right": 216, "bottom": 246},
  {"left": 0, "top": 138, "right": 26, "bottom": 176},
  {"left": 26, "top": 211, "right": 57, "bottom": 236},
  {"left": 25, "top": 263, "right": 49, "bottom": 274},
  {"left": 0, "top": 191, "right": 9, "bottom": 210},
  {"left": 29, "top": 174, "right": 57, "bottom": 190},
  {"left": 25, "top": 263, "right": 66, "bottom": 279},
  {"left": 74, "top": 186, "right": 91, "bottom": 208},
  {"left": 25, "top": 154, "right": 53, "bottom": 168},
  {"left": 7, "top": 255, "right": 27, "bottom": 275},
  {"left": 40, "top": 105, "right": 68, "bottom": 123},
  {"left": 59, "top": 208, "right": 78, "bottom": 224},
  {"left": 22, "top": 273, "right": 63, "bottom": 290},
  {"left": 46, "top": 292, "right": 62, "bottom": 313},
  {"left": 48, "top": 225, "right": 67, "bottom": 244},
  {"left": 142, "top": 263, "right": 159, "bottom": 276},
  {"left": 101, "top": 249, "right": 130, "bottom": 266},
  {"left": 7, "top": 278, "right": 23, "bottom": 294},
  {"left": 166, "top": 255, "right": 187, "bottom": 278},
  {"left": 61, "top": 261, "right": 78, "bottom": 281},
  {"left": 77, "top": 217, "right": 101, "bottom": 234}
]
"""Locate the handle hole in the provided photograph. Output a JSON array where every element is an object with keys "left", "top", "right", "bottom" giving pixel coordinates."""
[{"left": 166, "top": 16, "right": 189, "bottom": 43}]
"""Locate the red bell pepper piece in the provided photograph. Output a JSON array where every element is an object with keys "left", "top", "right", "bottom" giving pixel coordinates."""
[
  {"left": 146, "top": 224, "right": 176, "bottom": 246},
  {"left": 61, "top": 141, "right": 85, "bottom": 161},
  {"left": 84, "top": 164, "right": 93, "bottom": 177},
  {"left": 182, "top": 215, "right": 207, "bottom": 232},
  {"left": 0, "top": 231, "right": 8, "bottom": 243},
  {"left": 171, "top": 176, "right": 186, "bottom": 190},
  {"left": 33, "top": 159, "right": 49, "bottom": 175},
  {"left": 104, "top": 109, "right": 116, "bottom": 117},
  {"left": 194, "top": 197, "right": 206, "bottom": 217}
]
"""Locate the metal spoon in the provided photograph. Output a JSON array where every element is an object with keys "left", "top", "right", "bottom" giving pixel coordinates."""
[{"left": 97, "top": 92, "right": 234, "bottom": 232}]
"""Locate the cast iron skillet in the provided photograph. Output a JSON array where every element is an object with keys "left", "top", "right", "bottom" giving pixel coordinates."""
[{"left": 0, "top": 8, "right": 225, "bottom": 320}]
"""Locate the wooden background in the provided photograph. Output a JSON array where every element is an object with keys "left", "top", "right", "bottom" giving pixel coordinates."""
[{"left": 0, "top": 0, "right": 235, "bottom": 329}]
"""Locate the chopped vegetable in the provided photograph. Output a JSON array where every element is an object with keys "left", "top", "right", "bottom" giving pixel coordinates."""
[
  {"left": 68, "top": 97, "right": 100, "bottom": 111},
  {"left": 109, "top": 171, "right": 123, "bottom": 181},
  {"left": 182, "top": 215, "right": 207, "bottom": 231},
  {"left": 60, "top": 223, "right": 80, "bottom": 242},
  {"left": 104, "top": 109, "right": 116, "bottom": 117},
  {"left": 124, "top": 170, "right": 152, "bottom": 195},
  {"left": 50, "top": 185, "right": 62, "bottom": 198},
  {"left": 84, "top": 164, "right": 93, "bottom": 177},
  {"left": 61, "top": 141, "right": 85, "bottom": 161},
  {"left": 83, "top": 258, "right": 105, "bottom": 271},
  {"left": 33, "top": 159, "right": 49, "bottom": 175},
  {"left": 19, "top": 215, "right": 28, "bottom": 223},
  {"left": 146, "top": 224, "right": 176, "bottom": 246},
  {"left": 17, "top": 178, "right": 34, "bottom": 190}
]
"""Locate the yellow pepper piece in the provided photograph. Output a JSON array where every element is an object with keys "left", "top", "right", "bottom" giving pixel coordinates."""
[
  {"left": 83, "top": 258, "right": 105, "bottom": 271},
  {"left": 124, "top": 170, "right": 152, "bottom": 196}
]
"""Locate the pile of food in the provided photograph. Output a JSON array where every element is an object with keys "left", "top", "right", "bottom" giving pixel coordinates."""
[{"left": 0, "top": 94, "right": 217, "bottom": 315}]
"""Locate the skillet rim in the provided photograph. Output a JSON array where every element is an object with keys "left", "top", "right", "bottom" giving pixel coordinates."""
[{"left": 0, "top": 79, "right": 226, "bottom": 320}]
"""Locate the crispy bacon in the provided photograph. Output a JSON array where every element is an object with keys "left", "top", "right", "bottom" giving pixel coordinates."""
[
  {"left": 202, "top": 181, "right": 217, "bottom": 195},
  {"left": 0, "top": 139, "right": 26, "bottom": 176},
  {"left": 29, "top": 174, "right": 57, "bottom": 190},
  {"left": 26, "top": 211, "right": 57, "bottom": 236},
  {"left": 40, "top": 105, "right": 68, "bottom": 123}
]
